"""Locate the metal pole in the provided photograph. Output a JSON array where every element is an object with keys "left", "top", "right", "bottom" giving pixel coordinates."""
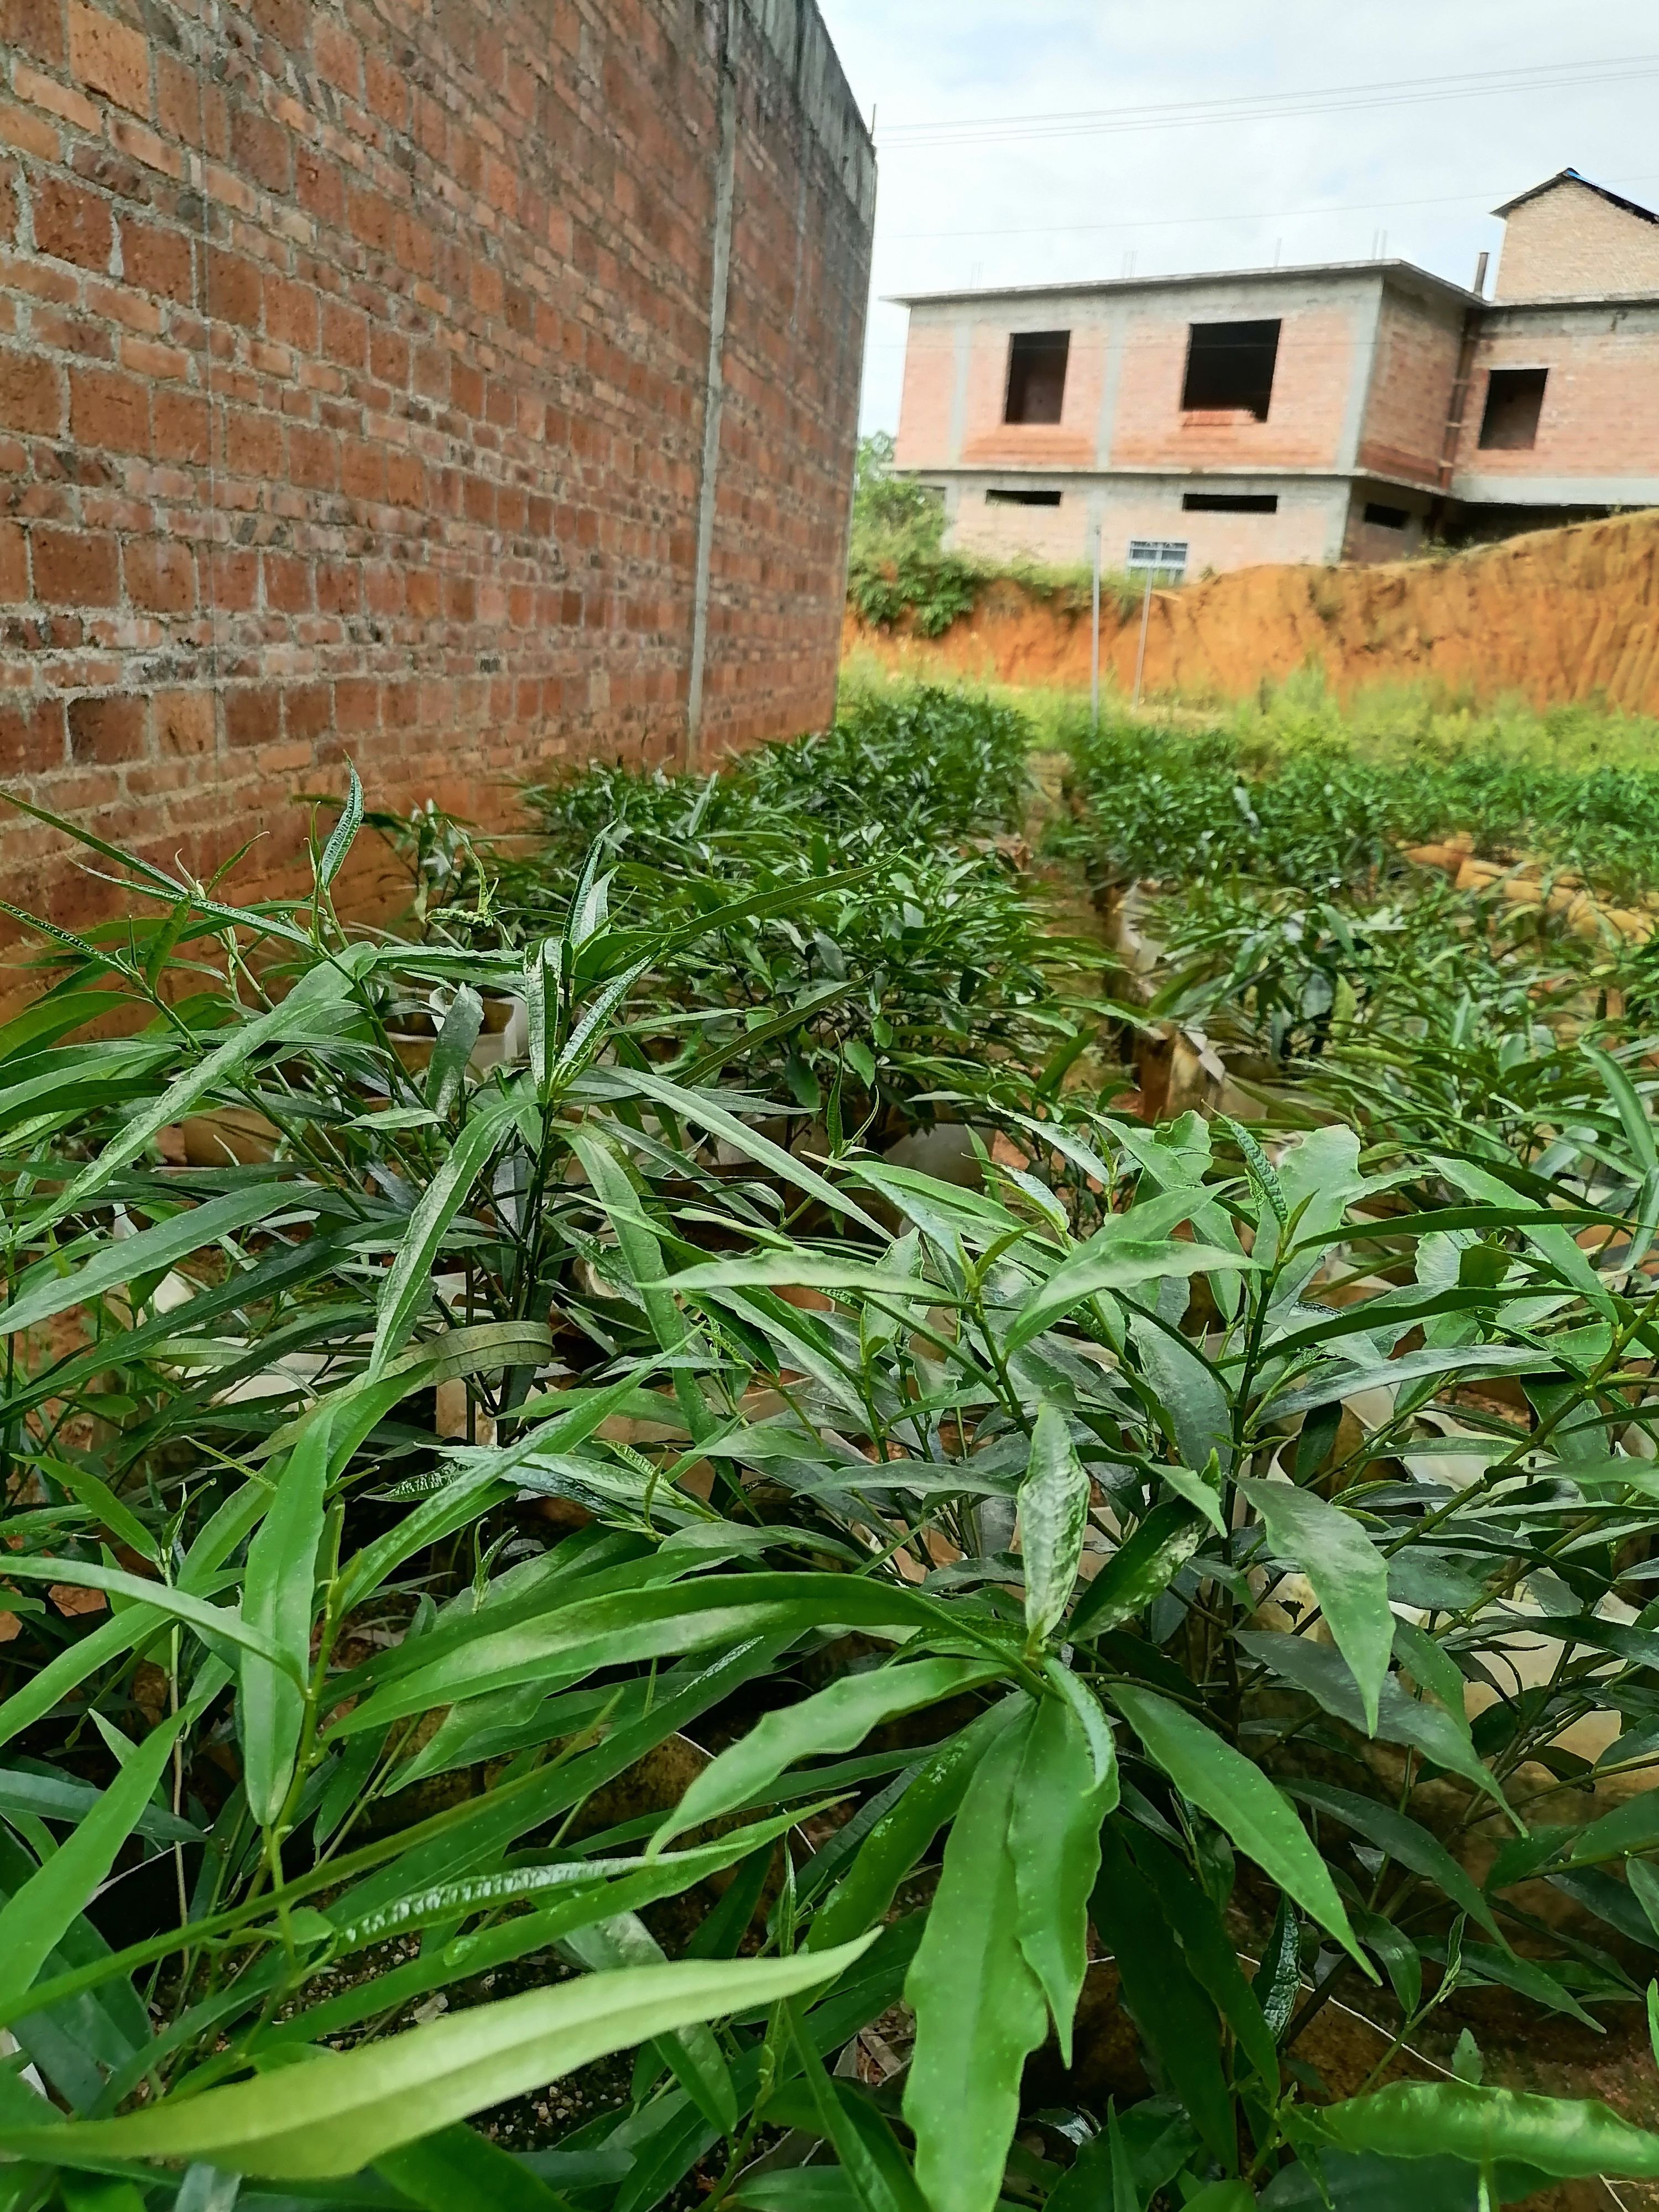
[
  {"left": 1132, "top": 569, "right": 1153, "bottom": 711},
  {"left": 1090, "top": 519, "right": 1102, "bottom": 731}
]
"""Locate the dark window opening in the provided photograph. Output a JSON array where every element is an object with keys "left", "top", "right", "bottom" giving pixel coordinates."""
[
  {"left": 1182, "top": 492, "right": 1279, "bottom": 514},
  {"left": 1363, "top": 502, "right": 1412, "bottom": 530},
  {"left": 1004, "top": 331, "right": 1071, "bottom": 425},
  {"left": 1479, "top": 368, "right": 1548, "bottom": 451},
  {"left": 1182, "top": 319, "right": 1281, "bottom": 419},
  {"left": 987, "top": 487, "right": 1062, "bottom": 507}
]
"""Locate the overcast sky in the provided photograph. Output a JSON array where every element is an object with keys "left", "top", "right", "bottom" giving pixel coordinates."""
[{"left": 815, "top": 0, "right": 1659, "bottom": 432}]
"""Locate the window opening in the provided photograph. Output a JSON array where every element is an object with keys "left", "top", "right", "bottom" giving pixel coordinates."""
[
  {"left": 1478, "top": 368, "right": 1547, "bottom": 451},
  {"left": 1004, "top": 331, "right": 1071, "bottom": 425},
  {"left": 1182, "top": 319, "right": 1281, "bottom": 419},
  {"left": 987, "top": 487, "right": 1062, "bottom": 507},
  {"left": 1363, "top": 502, "right": 1411, "bottom": 529},
  {"left": 1182, "top": 492, "right": 1278, "bottom": 513},
  {"left": 1127, "top": 538, "right": 1189, "bottom": 583}
]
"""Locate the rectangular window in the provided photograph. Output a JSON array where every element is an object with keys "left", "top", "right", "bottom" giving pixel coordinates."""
[
  {"left": 1127, "top": 538, "right": 1190, "bottom": 581},
  {"left": 1363, "top": 502, "right": 1411, "bottom": 529},
  {"left": 1182, "top": 492, "right": 1279, "bottom": 514},
  {"left": 987, "top": 487, "right": 1062, "bottom": 507},
  {"left": 1004, "top": 331, "right": 1071, "bottom": 425},
  {"left": 1182, "top": 319, "right": 1281, "bottom": 419},
  {"left": 1478, "top": 368, "right": 1548, "bottom": 451}
]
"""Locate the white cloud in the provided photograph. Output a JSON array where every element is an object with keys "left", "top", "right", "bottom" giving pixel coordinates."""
[{"left": 814, "top": 0, "right": 1659, "bottom": 429}]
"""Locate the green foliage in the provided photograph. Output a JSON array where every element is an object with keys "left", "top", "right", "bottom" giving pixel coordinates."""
[
  {"left": 844, "top": 437, "right": 1146, "bottom": 640},
  {"left": 4, "top": 689, "right": 1659, "bottom": 2212}
]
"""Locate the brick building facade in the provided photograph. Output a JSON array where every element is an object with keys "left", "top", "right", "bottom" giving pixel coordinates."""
[
  {"left": 0, "top": 0, "right": 875, "bottom": 928},
  {"left": 892, "top": 170, "right": 1659, "bottom": 581}
]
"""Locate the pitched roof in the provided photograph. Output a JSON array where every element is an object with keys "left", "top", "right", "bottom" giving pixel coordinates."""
[{"left": 1493, "top": 169, "right": 1659, "bottom": 227}]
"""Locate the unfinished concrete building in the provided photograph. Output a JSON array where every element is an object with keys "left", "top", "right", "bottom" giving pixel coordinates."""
[
  {"left": 0, "top": 0, "right": 875, "bottom": 926},
  {"left": 892, "top": 170, "right": 1659, "bottom": 579}
]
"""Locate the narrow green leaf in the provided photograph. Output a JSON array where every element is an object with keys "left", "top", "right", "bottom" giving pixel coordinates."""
[
  {"left": 1284, "top": 1780, "right": 1506, "bottom": 1946},
  {"left": 239, "top": 1407, "right": 331, "bottom": 1829},
  {"left": 1126, "top": 1828, "right": 1279, "bottom": 2089},
  {"left": 652, "top": 1657, "right": 1000, "bottom": 1855},
  {"left": 902, "top": 1719, "right": 1048, "bottom": 2212},
  {"left": 371, "top": 1090, "right": 520, "bottom": 1374},
  {"left": 1004, "top": 1243, "right": 1251, "bottom": 1356},
  {"left": 40, "top": 951, "right": 367, "bottom": 1228},
  {"left": 1009, "top": 1691, "right": 1113, "bottom": 2062},
  {"left": 1019, "top": 1405, "right": 1091, "bottom": 1649},
  {"left": 1237, "top": 1480, "right": 1392, "bottom": 1738},
  {"left": 1068, "top": 1502, "right": 1206, "bottom": 1642},
  {"left": 808, "top": 1698, "right": 1024, "bottom": 1953},
  {"left": 1237, "top": 1631, "right": 1514, "bottom": 1822},
  {"left": 1111, "top": 1685, "right": 1369, "bottom": 1971},
  {"left": 0, "top": 1183, "right": 296, "bottom": 1339},
  {"left": 0, "top": 1561, "right": 295, "bottom": 1679},
  {"left": 0, "top": 1942, "right": 875, "bottom": 2180},
  {"left": 317, "top": 763, "right": 364, "bottom": 891},
  {"left": 0, "top": 1711, "right": 184, "bottom": 2017},
  {"left": 1091, "top": 1827, "right": 1235, "bottom": 2168},
  {"left": 377, "top": 2122, "right": 568, "bottom": 2211},
  {"left": 1315, "top": 2081, "right": 1659, "bottom": 2180}
]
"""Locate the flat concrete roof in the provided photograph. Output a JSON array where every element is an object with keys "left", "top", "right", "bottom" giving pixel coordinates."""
[
  {"left": 887, "top": 258, "right": 1477, "bottom": 309},
  {"left": 889, "top": 256, "right": 1659, "bottom": 320}
]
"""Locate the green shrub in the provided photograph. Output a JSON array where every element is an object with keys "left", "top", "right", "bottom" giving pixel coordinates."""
[{"left": 5, "top": 695, "right": 1659, "bottom": 2212}]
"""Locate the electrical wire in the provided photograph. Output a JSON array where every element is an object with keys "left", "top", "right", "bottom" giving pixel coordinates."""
[
  {"left": 875, "top": 54, "right": 1659, "bottom": 151},
  {"left": 878, "top": 170, "right": 1659, "bottom": 247}
]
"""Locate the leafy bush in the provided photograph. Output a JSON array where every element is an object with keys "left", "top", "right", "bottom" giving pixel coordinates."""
[
  {"left": 1069, "top": 680, "right": 1659, "bottom": 901},
  {"left": 6, "top": 697, "right": 1659, "bottom": 2212},
  {"left": 844, "top": 439, "right": 1148, "bottom": 641}
]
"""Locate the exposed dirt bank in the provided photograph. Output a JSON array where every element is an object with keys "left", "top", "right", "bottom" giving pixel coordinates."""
[{"left": 843, "top": 508, "right": 1659, "bottom": 712}]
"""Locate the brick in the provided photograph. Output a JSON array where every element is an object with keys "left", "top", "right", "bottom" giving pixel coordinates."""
[
  {"left": 248, "top": 0, "right": 305, "bottom": 40},
  {"left": 121, "top": 219, "right": 192, "bottom": 304},
  {"left": 321, "top": 299, "right": 365, "bottom": 368},
  {"left": 2, "top": 0, "right": 67, "bottom": 67},
  {"left": 204, "top": 247, "right": 262, "bottom": 331},
  {"left": 231, "top": 102, "right": 292, "bottom": 195},
  {"left": 67, "top": 2, "right": 150, "bottom": 117},
  {"left": 152, "top": 386, "right": 208, "bottom": 461},
  {"left": 262, "top": 550, "right": 309, "bottom": 612},
  {"left": 0, "top": 694, "right": 65, "bottom": 773},
  {"left": 223, "top": 685, "right": 280, "bottom": 747},
  {"left": 264, "top": 276, "right": 316, "bottom": 353},
  {"left": 0, "top": 348, "right": 63, "bottom": 435},
  {"left": 224, "top": 405, "right": 281, "bottom": 478},
  {"left": 70, "top": 365, "right": 148, "bottom": 453},
  {"left": 124, "top": 538, "right": 195, "bottom": 613},
  {"left": 68, "top": 691, "right": 147, "bottom": 762},
  {"left": 288, "top": 422, "right": 336, "bottom": 488},
  {"left": 283, "top": 682, "right": 330, "bottom": 743},
  {"left": 32, "top": 176, "right": 114, "bottom": 272},
  {"left": 0, "top": 519, "right": 24, "bottom": 599},
  {"left": 33, "top": 524, "right": 119, "bottom": 604},
  {"left": 154, "top": 687, "right": 214, "bottom": 755},
  {"left": 312, "top": 18, "right": 361, "bottom": 96}
]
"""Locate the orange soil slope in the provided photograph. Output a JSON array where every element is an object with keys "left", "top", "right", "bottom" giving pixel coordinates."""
[{"left": 843, "top": 509, "right": 1659, "bottom": 711}]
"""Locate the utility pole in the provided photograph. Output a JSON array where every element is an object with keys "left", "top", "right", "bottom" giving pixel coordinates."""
[
  {"left": 1090, "top": 518, "right": 1102, "bottom": 732},
  {"left": 1132, "top": 568, "right": 1153, "bottom": 711}
]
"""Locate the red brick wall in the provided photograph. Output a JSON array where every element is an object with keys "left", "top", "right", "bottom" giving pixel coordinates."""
[
  {"left": 1354, "top": 284, "right": 1464, "bottom": 485},
  {"left": 0, "top": 0, "right": 874, "bottom": 931},
  {"left": 1455, "top": 307, "right": 1659, "bottom": 490},
  {"left": 1496, "top": 180, "right": 1659, "bottom": 302}
]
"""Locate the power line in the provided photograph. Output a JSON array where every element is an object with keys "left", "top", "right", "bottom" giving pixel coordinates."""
[
  {"left": 875, "top": 54, "right": 1659, "bottom": 152},
  {"left": 875, "top": 169, "right": 1659, "bottom": 247}
]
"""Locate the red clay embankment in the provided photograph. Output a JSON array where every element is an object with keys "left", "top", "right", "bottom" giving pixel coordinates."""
[{"left": 843, "top": 509, "right": 1659, "bottom": 711}]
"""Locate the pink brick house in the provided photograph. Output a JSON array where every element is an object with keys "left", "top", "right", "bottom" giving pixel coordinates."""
[{"left": 891, "top": 170, "right": 1659, "bottom": 577}]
